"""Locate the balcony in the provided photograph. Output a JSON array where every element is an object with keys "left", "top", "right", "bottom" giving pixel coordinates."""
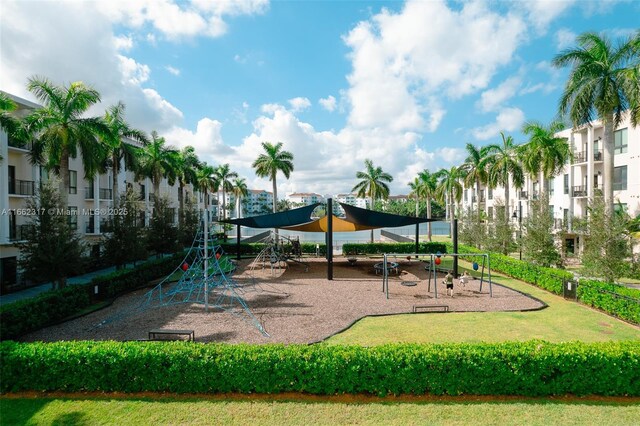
[
  {"left": 573, "top": 150, "right": 603, "bottom": 164},
  {"left": 85, "top": 218, "right": 95, "bottom": 234},
  {"left": 9, "top": 224, "right": 33, "bottom": 241},
  {"left": 572, "top": 185, "right": 587, "bottom": 197},
  {"left": 553, "top": 218, "right": 565, "bottom": 230},
  {"left": 8, "top": 179, "right": 35, "bottom": 196},
  {"left": 99, "top": 188, "right": 112, "bottom": 200},
  {"left": 85, "top": 187, "right": 95, "bottom": 199},
  {"left": 519, "top": 190, "right": 528, "bottom": 200}
]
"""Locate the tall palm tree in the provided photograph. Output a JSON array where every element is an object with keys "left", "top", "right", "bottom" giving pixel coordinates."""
[
  {"left": 252, "top": 141, "right": 294, "bottom": 213},
  {"left": 462, "top": 143, "right": 489, "bottom": 222},
  {"left": 435, "top": 166, "right": 465, "bottom": 235},
  {"left": 175, "top": 146, "right": 200, "bottom": 227},
  {"left": 553, "top": 31, "right": 639, "bottom": 214},
  {"left": 26, "top": 76, "right": 109, "bottom": 207},
  {"left": 484, "top": 132, "right": 524, "bottom": 217},
  {"left": 520, "top": 120, "right": 571, "bottom": 209},
  {"left": 195, "top": 163, "right": 217, "bottom": 211},
  {"left": 408, "top": 177, "right": 422, "bottom": 218},
  {"left": 102, "top": 101, "right": 150, "bottom": 208},
  {"left": 0, "top": 92, "right": 22, "bottom": 162},
  {"left": 352, "top": 159, "right": 393, "bottom": 242},
  {"left": 418, "top": 170, "right": 438, "bottom": 241},
  {"left": 232, "top": 177, "right": 249, "bottom": 218},
  {"left": 214, "top": 163, "right": 238, "bottom": 220},
  {"left": 136, "top": 131, "right": 179, "bottom": 206}
]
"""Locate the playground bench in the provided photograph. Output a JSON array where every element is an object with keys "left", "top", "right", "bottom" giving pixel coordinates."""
[
  {"left": 413, "top": 305, "right": 449, "bottom": 313},
  {"left": 148, "top": 329, "right": 195, "bottom": 341}
]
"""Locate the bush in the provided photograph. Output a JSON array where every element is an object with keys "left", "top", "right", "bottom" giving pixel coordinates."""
[
  {"left": 342, "top": 242, "right": 447, "bottom": 256},
  {"left": 0, "top": 254, "right": 184, "bottom": 340},
  {"left": 1, "top": 340, "right": 638, "bottom": 396}
]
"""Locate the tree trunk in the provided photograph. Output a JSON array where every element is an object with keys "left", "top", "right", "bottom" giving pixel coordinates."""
[
  {"left": 475, "top": 181, "right": 481, "bottom": 223},
  {"left": 272, "top": 175, "right": 279, "bottom": 241},
  {"left": 427, "top": 199, "right": 432, "bottom": 242},
  {"left": 112, "top": 154, "right": 120, "bottom": 209},
  {"left": 178, "top": 181, "right": 184, "bottom": 229},
  {"left": 370, "top": 196, "right": 374, "bottom": 243},
  {"left": 59, "top": 149, "right": 70, "bottom": 208},
  {"left": 222, "top": 190, "right": 226, "bottom": 220},
  {"left": 449, "top": 192, "right": 454, "bottom": 238},
  {"left": 153, "top": 178, "right": 160, "bottom": 208},
  {"left": 603, "top": 114, "right": 614, "bottom": 215},
  {"left": 504, "top": 174, "right": 510, "bottom": 220},
  {"left": 237, "top": 196, "right": 242, "bottom": 218}
]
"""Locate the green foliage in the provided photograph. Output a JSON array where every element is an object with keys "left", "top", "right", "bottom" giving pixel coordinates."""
[
  {"left": 342, "top": 242, "right": 447, "bottom": 256},
  {"left": 485, "top": 204, "right": 515, "bottom": 255},
  {"left": 104, "top": 189, "right": 147, "bottom": 267},
  {"left": 459, "top": 209, "right": 487, "bottom": 249},
  {"left": 18, "top": 182, "right": 85, "bottom": 290},
  {"left": 147, "top": 195, "right": 179, "bottom": 255},
  {"left": 179, "top": 197, "right": 201, "bottom": 247},
  {"left": 577, "top": 280, "right": 640, "bottom": 324},
  {"left": 576, "top": 198, "right": 634, "bottom": 282},
  {"left": 521, "top": 195, "right": 562, "bottom": 268},
  {"left": 215, "top": 242, "right": 327, "bottom": 256},
  {"left": 0, "top": 255, "right": 182, "bottom": 340},
  {"left": 1, "top": 340, "right": 639, "bottom": 396}
]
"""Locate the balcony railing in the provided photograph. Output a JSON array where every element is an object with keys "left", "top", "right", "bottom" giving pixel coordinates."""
[
  {"left": 99, "top": 188, "right": 112, "bottom": 200},
  {"left": 8, "top": 179, "right": 35, "bottom": 196},
  {"left": 573, "top": 150, "right": 603, "bottom": 164},
  {"left": 519, "top": 190, "right": 528, "bottom": 200},
  {"left": 85, "top": 187, "right": 95, "bottom": 199},
  {"left": 572, "top": 185, "right": 587, "bottom": 197}
]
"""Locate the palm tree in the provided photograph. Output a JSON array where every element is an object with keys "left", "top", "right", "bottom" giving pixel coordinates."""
[
  {"left": 553, "top": 31, "right": 639, "bottom": 214},
  {"left": 408, "top": 177, "right": 422, "bottom": 218},
  {"left": 26, "top": 76, "right": 109, "bottom": 207},
  {"left": 102, "top": 101, "right": 150, "bottom": 208},
  {"left": 520, "top": 120, "right": 571, "bottom": 210},
  {"left": 484, "top": 132, "right": 524, "bottom": 217},
  {"left": 195, "top": 163, "right": 217, "bottom": 211},
  {"left": 0, "top": 92, "right": 22, "bottom": 162},
  {"left": 435, "top": 166, "right": 465, "bottom": 235},
  {"left": 462, "top": 143, "right": 489, "bottom": 222},
  {"left": 136, "top": 131, "right": 179, "bottom": 206},
  {"left": 232, "top": 177, "right": 249, "bottom": 218},
  {"left": 252, "top": 142, "right": 294, "bottom": 213},
  {"left": 418, "top": 170, "right": 438, "bottom": 241},
  {"left": 175, "top": 146, "right": 200, "bottom": 227},
  {"left": 352, "top": 159, "right": 393, "bottom": 242},
  {"left": 214, "top": 163, "right": 238, "bottom": 220}
]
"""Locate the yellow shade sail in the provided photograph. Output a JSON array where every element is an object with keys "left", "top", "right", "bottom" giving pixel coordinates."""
[{"left": 282, "top": 215, "right": 378, "bottom": 232}]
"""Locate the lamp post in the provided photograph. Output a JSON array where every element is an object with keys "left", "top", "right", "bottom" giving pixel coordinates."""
[{"left": 512, "top": 201, "right": 522, "bottom": 260}]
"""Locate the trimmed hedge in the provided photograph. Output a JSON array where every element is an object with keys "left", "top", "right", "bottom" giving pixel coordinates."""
[
  {"left": 451, "top": 243, "right": 640, "bottom": 324},
  {"left": 1, "top": 340, "right": 638, "bottom": 396},
  {"left": 342, "top": 242, "right": 447, "bottom": 256},
  {"left": 217, "top": 242, "right": 327, "bottom": 256},
  {"left": 0, "top": 254, "right": 183, "bottom": 340}
]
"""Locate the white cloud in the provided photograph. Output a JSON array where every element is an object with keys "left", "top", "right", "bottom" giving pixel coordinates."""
[
  {"left": 477, "top": 76, "right": 522, "bottom": 113},
  {"left": 165, "top": 118, "right": 225, "bottom": 158},
  {"left": 436, "top": 147, "right": 466, "bottom": 164},
  {"left": 555, "top": 28, "right": 576, "bottom": 50},
  {"left": 288, "top": 97, "right": 311, "bottom": 112},
  {"left": 319, "top": 95, "right": 337, "bottom": 112},
  {"left": 117, "top": 55, "right": 150, "bottom": 85},
  {"left": 113, "top": 34, "right": 134, "bottom": 51},
  {"left": 516, "top": 0, "right": 575, "bottom": 33},
  {"left": 472, "top": 107, "right": 525, "bottom": 141},
  {"left": 165, "top": 65, "right": 180, "bottom": 76},
  {"left": 426, "top": 98, "right": 445, "bottom": 132}
]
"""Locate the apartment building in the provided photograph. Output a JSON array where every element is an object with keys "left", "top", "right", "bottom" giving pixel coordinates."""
[
  {"left": 287, "top": 192, "right": 325, "bottom": 207},
  {"left": 461, "top": 114, "right": 639, "bottom": 255},
  {"left": 0, "top": 92, "right": 200, "bottom": 292},
  {"left": 243, "top": 189, "right": 273, "bottom": 216},
  {"left": 332, "top": 193, "right": 368, "bottom": 216}
]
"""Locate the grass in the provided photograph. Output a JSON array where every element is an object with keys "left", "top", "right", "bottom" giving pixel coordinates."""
[
  {"left": 326, "top": 265, "right": 640, "bottom": 345},
  {"left": 2, "top": 397, "right": 639, "bottom": 426}
]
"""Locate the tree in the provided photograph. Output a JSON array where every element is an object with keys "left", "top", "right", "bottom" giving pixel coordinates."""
[
  {"left": 418, "top": 170, "right": 438, "bottom": 241},
  {"left": 195, "top": 163, "right": 217, "bottom": 210},
  {"left": 214, "top": 163, "right": 238, "bottom": 220},
  {"left": 252, "top": 141, "right": 294, "bottom": 213},
  {"left": 352, "top": 159, "right": 393, "bottom": 242},
  {"left": 484, "top": 132, "right": 524, "bottom": 216},
  {"left": 26, "top": 76, "right": 110, "bottom": 207},
  {"left": 485, "top": 200, "right": 515, "bottom": 255},
  {"left": 520, "top": 120, "right": 571, "bottom": 210},
  {"left": 462, "top": 143, "right": 489, "bottom": 223},
  {"left": 18, "top": 182, "right": 84, "bottom": 289},
  {"left": 0, "top": 92, "right": 28, "bottom": 161},
  {"left": 137, "top": 131, "right": 179, "bottom": 206},
  {"left": 435, "top": 166, "right": 465, "bottom": 236},
  {"left": 577, "top": 198, "right": 633, "bottom": 282},
  {"left": 104, "top": 188, "right": 147, "bottom": 268},
  {"left": 180, "top": 195, "right": 201, "bottom": 247},
  {"left": 102, "top": 102, "right": 149, "bottom": 208},
  {"left": 175, "top": 146, "right": 200, "bottom": 227},
  {"left": 232, "top": 177, "right": 249, "bottom": 218},
  {"left": 147, "top": 195, "right": 179, "bottom": 256},
  {"left": 521, "top": 194, "right": 562, "bottom": 267},
  {"left": 553, "top": 31, "right": 640, "bottom": 214}
]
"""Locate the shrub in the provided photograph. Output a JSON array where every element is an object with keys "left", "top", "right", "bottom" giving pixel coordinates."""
[
  {"left": 342, "top": 242, "right": 447, "bottom": 256},
  {"left": 1, "top": 340, "right": 638, "bottom": 396}
]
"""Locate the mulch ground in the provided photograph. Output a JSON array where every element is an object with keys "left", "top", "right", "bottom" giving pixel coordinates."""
[{"left": 22, "top": 257, "right": 544, "bottom": 344}]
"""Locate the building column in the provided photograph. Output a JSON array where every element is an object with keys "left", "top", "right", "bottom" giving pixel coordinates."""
[
  {"left": 93, "top": 176, "right": 100, "bottom": 234},
  {"left": 0, "top": 134, "right": 9, "bottom": 244},
  {"left": 568, "top": 132, "right": 575, "bottom": 233},
  {"left": 587, "top": 127, "right": 594, "bottom": 199}
]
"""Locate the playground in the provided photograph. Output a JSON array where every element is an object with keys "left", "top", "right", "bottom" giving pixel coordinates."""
[{"left": 21, "top": 255, "right": 544, "bottom": 344}]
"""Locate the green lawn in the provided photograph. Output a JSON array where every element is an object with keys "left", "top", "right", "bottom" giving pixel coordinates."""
[
  {"left": 327, "top": 267, "right": 640, "bottom": 345},
  {"left": 2, "top": 397, "right": 639, "bottom": 426}
]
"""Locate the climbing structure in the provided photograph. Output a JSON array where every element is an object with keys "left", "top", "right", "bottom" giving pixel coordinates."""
[
  {"left": 96, "top": 215, "right": 269, "bottom": 337},
  {"left": 248, "top": 231, "right": 309, "bottom": 274}
]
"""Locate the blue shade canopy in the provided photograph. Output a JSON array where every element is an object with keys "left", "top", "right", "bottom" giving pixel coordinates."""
[{"left": 219, "top": 203, "right": 321, "bottom": 228}]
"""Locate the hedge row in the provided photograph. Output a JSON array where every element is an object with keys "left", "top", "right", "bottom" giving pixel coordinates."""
[
  {"left": 1, "top": 340, "right": 638, "bottom": 396},
  {"left": 451, "top": 243, "right": 640, "bottom": 324},
  {"left": 216, "top": 243, "right": 327, "bottom": 256},
  {"left": 343, "top": 242, "right": 447, "bottom": 256},
  {"left": 0, "top": 254, "right": 183, "bottom": 340}
]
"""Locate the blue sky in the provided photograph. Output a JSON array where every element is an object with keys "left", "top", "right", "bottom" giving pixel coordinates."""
[{"left": 1, "top": 0, "right": 639, "bottom": 197}]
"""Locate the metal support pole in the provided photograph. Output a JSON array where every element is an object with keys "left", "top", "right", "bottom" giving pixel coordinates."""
[
  {"left": 487, "top": 254, "right": 493, "bottom": 297},
  {"left": 453, "top": 219, "right": 459, "bottom": 277},
  {"left": 415, "top": 223, "right": 419, "bottom": 257},
  {"left": 204, "top": 209, "right": 209, "bottom": 312},
  {"left": 327, "top": 198, "right": 333, "bottom": 281},
  {"left": 236, "top": 224, "right": 241, "bottom": 261},
  {"left": 518, "top": 201, "right": 522, "bottom": 260}
]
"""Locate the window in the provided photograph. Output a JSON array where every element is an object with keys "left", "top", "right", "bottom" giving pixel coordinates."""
[
  {"left": 487, "top": 206, "right": 493, "bottom": 219},
  {"left": 40, "top": 166, "right": 49, "bottom": 183},
  {"left": 548, "top": 178, "right": 554, "bottom": 196},
  {"left": 68, "top": 206, "right": 78, "bottom": 230},
  {"left": 488, "top": 188, "right": 493, "bottom": 200},
  {"left": 614, "top": 128, "right": 628, "bottom": 155},
  {"left": 613, "top": 166, "right": 627, "bottom": 191},
  {"left": 69, "top": 170, "right": 77, "bottom": 194},
  {"left": 563, "top": 174, "right": 569, "bottom": 194}
]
